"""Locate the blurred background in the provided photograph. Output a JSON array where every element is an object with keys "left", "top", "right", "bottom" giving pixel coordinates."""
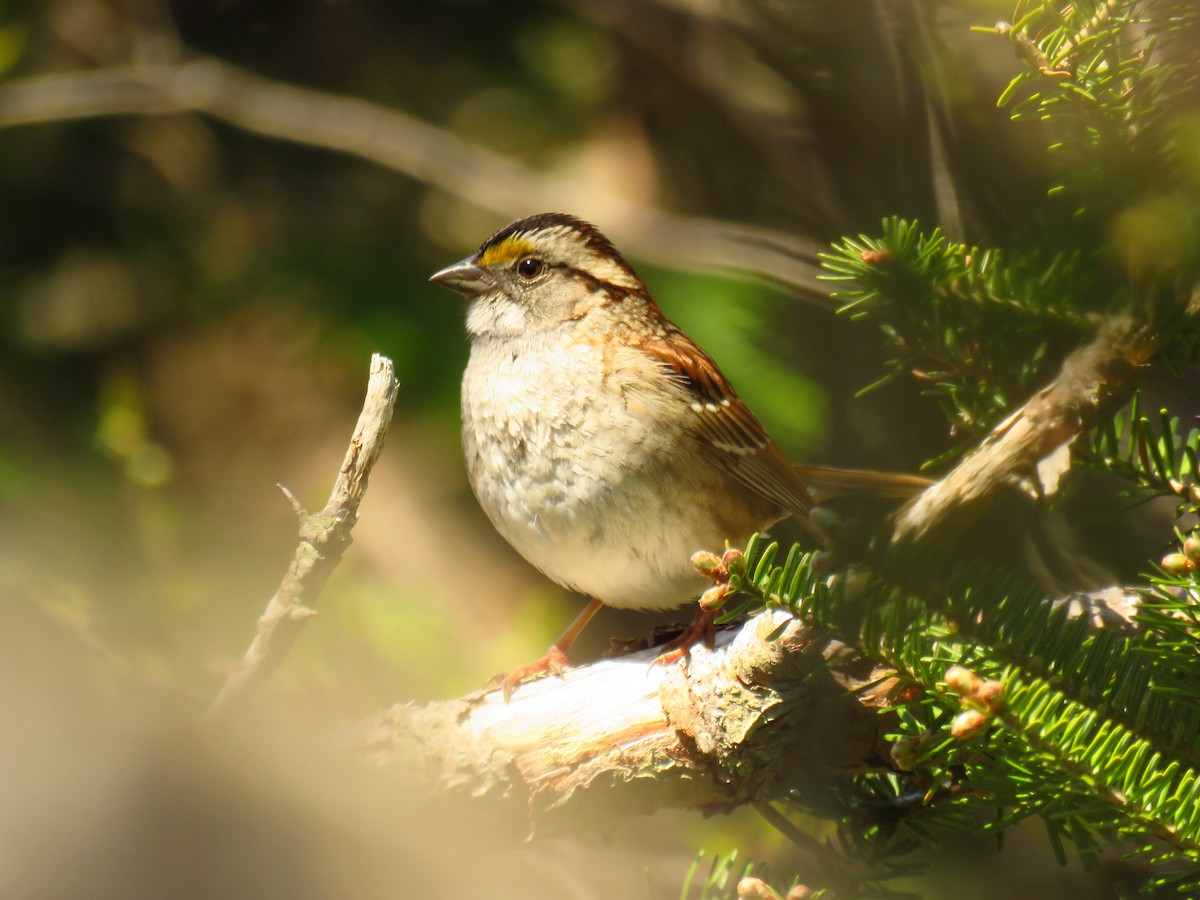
[{"left": 0, "top": 0, "right": 1144, "bottom": 896}]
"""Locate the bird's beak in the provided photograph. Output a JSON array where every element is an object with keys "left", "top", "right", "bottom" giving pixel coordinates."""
[{"left": 429, "top": 257, "right": 493, "bottom": 297}]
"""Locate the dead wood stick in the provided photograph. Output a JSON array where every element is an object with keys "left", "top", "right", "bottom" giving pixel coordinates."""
[{"left": 207, "top": 354, "right": 399, "bottom": 720}]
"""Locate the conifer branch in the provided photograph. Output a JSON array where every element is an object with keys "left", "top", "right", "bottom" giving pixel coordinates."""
[{"left": 893, "top": 314, "right": 1160, "bottom": 542}]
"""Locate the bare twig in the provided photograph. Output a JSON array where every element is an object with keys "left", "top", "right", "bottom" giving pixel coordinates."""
[
  {"left": 893, "top": 315, "right": 1160, "bottom": 542},
  {"left": 356, "top": 610, "right": 888, "bottom": 826},
  {"left": 207, "top": 354, "right": 400, "bottom": 720},
  {"left": 0, "top": 59, "right": 827, "bottom": 299}
]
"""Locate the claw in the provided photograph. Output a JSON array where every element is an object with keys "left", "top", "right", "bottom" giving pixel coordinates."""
[
  {"left": 649, "top": 646, "right": 687, "bottom": 670},
  {"left": 495, "top": 644, "right": 569, "bottom": 702},
  {"left": 649, "top": 605, "right": 718, "bottom": 670},
  {"left": 488, "top": 598, "right": 605, "bottom": 702}
]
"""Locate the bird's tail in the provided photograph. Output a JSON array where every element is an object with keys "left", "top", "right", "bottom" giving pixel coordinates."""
[{"left": 795, "top": 464, "right": 933, "bottom": 504}]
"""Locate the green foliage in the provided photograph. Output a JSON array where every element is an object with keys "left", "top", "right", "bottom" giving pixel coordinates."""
[
  {"left": 714, "top": 527, "right": 1200, "bottom": 895},
  {"left": 819, "top": 219, "right": 1097, "bottom": 459},
  {"left": 991, "top": 0, "right": 1200, "bottom": 217},
  {"left": 680, "top": 850, "right": 759, "bottom": 900},
  {"left": 1082, "top": 390, "right": 1200, "bottom": 516},
  {"left": 814, "top": 0, "right": 1200, "bottom": 476},
  {"left": 722, "top": 4, "right": 1200, "bottom": 876}
]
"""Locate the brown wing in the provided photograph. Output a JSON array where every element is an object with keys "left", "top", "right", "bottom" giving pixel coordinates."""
[{"left": 640, "top": 327, "right": 814, "bottom": 521}]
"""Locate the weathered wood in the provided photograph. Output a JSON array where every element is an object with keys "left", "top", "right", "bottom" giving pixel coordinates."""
[
  {"left": 356, "top": 610, "right": 889, "bottom": 829},
  {"left": 894, "top": 315, "right": 1157, "bottom": 542},
  {"left": 208, "top": 354, "right": 400, "bottom": 719}
]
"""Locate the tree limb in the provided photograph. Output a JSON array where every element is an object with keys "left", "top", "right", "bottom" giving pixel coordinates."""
[
  {"left": 0, "top": 59, "right": 827, "bottom": 299},
  {"left": 207, "top": 353, "right": 400, "bottom": 720},
  {"left": 355, "top": 610, "right": 889, "bottom": 827},
  {"left": 892, "top": 314, "right": 1160, "bottom": 542},
  {"left": 355, "top": 585, "right": 1143, "bottom": 819}
]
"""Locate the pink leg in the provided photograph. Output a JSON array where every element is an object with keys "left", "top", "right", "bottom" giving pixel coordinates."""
[
  {"left": 650, "top": 604, "right": 718, "bottom": 669},
  {"left": 497, "top": 597, "right": 605, "bottom": 702}
]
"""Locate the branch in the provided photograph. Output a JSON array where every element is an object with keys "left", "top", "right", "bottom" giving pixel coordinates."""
[
  {"left": 356, "top": 610, "right": 889, "bottom": 826},
  {"left": 893, "top": 315, "right": 1160, "bottom": 542},
  {"left": 1050, "top": 585, "right": 1145, "bottom": 633},
  {"left": 0, "top": 60, "right": 827, "bottom": 299},
  {"left": 355, "top": 585, "right": 1143, "bottom": 822},
  {"left": 207, "top": 354, "right": 400, "bottom": 720}
]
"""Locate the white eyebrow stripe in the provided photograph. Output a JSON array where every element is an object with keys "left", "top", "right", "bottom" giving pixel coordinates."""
[{"left": 517, "top": 227, "right": 641, "bottom": 290}]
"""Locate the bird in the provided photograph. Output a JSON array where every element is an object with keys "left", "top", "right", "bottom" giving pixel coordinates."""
[{"left": 431, "top": 213, "right": 925, "bottom": 699}]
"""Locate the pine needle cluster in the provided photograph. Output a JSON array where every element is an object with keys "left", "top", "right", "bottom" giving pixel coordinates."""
[{"left": 703, "top": 2, "right": 1200, "bottom": 894}]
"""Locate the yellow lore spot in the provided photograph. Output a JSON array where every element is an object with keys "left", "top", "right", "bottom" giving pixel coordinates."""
[{"left": 478, "top": 236, "right": 536, "bottom": 267}]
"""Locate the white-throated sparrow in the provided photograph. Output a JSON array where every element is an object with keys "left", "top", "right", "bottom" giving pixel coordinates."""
[{"left": 432, "top": 213, "right": 922, "bottom": 698}]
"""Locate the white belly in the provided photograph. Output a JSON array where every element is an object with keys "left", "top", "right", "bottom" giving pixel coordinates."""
[{"left": 461, "top": 337, "right": 721, "bottom": 610}]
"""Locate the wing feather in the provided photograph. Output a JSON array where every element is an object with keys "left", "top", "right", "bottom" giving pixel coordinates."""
[{"left": 639, "top": 328, "right": 814, "bottom": 520}]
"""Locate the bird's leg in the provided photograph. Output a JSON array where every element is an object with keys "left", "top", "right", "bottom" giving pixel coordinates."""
[
  {"left": 496, "top": 597, "right": 604, "bottom": 702},
  {"left": 649, "top": 604, "right": 719, "bottom": 668},
  {"left": 651, "top": 547, "right": 742, "bottom": 668}
]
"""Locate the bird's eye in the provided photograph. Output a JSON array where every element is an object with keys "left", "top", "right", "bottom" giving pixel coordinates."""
[{"left": 516, "top": 257, "right": 544, "bottom": 280}]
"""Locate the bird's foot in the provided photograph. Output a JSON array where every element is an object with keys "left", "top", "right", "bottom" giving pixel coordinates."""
[
  {"left": 650, "top": 605, "right": 718, "bottom": 669},
  {"left": 491, "top": 644, "right": 569, "bottom": 702}
]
